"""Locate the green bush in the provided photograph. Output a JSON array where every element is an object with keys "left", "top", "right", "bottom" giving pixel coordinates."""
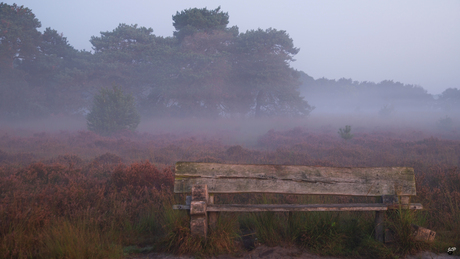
[
  {"left": 338, "top": 125, "right": 353, "bottom": 140},
  {"left": 437, "top": 115, "right": 453, "bottom": 130},
  {"left": 87, "top": 86, "right": 140, "bottom": 136}
]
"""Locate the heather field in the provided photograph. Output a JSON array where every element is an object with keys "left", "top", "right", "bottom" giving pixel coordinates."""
[{"left": 0, "top": 117, "right": 459, "bottom": 258}]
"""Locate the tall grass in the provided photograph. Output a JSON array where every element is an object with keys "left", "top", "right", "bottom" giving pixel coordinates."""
[
  {"left": 40, "top": 219, "right": 123, "bottom": 259},
  {"left": 161, "top": 196, "right": 239, "bottom": 257},
  {"left": 0, "top": 223, "right": 41, "bottom": 258},
  {"left": 385, "top": 209, "right": 426, "bottom": 256},
  {"left": 235, "top": 194, "right": 387, "bottom": 257}
]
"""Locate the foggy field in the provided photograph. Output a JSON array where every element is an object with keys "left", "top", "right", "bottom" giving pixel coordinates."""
[
  {"left": 1, "top": 115, "right": 460, "bottom": 258},
  {"left": 1, "top": 1, "right": 459, "bottom": 257},
  {"left": 2, "top": 110, "right": 459, "bottom": 144}
]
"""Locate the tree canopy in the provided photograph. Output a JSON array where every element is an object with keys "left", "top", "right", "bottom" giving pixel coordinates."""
[
  {"left": 0, "top": 3, "right": 41, "bottom": 68},
  {"left": 2, "top": 3, "right": 447, "bottom": 121},
  {"left": 230, "top": 28, "right": 311, "bottom": 117},
  {"left": 172, "top": 6, "right": 231, "bottom": 41}
]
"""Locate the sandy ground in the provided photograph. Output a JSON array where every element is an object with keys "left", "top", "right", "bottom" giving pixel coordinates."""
[{"left": 126, "top": 245, "right": 460, "bottom": 259}]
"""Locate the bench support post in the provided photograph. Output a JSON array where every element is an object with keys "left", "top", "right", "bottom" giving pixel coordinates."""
[
  {"left": 400, "top": 196, "right": 410, "bottom": 209},
  {"left": 190, "top": 185, "right": 208, "bottom": 238},
  {"left": 374, "top": 211, "right": 385, "bottom": 242},
  {"left": 208, "top": 194, "right": 219, "bottom": 230}
]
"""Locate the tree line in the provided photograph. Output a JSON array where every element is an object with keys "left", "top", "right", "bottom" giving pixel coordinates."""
[
  {"left": 299, "top": 72, "right": 460, "bottom": 115},
  {"left": 0, "top": 3, "right": 313, "bottom": 119},
  {"left": 1, "top": 3, "right": 458, "bottom": 121}
]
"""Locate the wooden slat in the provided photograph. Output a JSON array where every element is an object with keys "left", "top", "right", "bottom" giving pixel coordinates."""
[
  {"left": 173, "top": 203, "right": 423, "bottom": 211},
  {"left": 206, "top": 203, "right": 389, "bottom": 212},
  {"left": 173, "top": 204, "right": 190, "bottom": 210},
  {"left": 388, "top": 203, "right": 423, "bottom": 210},
  {"left": 175, "top": 162, "right": 416, "bottom": 196}
]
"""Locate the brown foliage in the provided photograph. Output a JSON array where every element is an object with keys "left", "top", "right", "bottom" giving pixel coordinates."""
[
  {"left": 111, "top": 161, "right": 174, "bottom": 192},
  {"left": 0, "top": 127, "right": 459, "bottom": 256}
]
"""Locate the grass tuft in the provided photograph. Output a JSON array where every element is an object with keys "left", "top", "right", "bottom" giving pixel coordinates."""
[
  {"left": 40, "top": 218, "right": 123, "bottom": 259},
  {"left": 386, "top": 209, "right": 426, "bottom": 256}
]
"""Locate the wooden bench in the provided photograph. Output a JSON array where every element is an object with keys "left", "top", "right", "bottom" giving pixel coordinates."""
[{"left": 173, "top": 162, "right": 423, "bottom": 242}]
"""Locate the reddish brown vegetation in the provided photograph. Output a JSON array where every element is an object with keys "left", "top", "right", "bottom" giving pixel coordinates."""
[
  {"left": 0, "top": 152, "right": 174, "bottom": 257},
  {"left": 0, "top": 127, "right": 458, "bottom": 257}
]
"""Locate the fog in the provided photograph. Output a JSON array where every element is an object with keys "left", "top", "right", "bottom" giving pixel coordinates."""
[
  {"left": 1, "top": 2, "right": 459, "bottom": 145},
  {"left": 3, "top": 108, "right": 459, "bottom": 149}
]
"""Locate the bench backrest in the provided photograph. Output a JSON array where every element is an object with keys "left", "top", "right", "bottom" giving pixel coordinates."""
[{"left": 174, "top": 162, "right": 416, "bottom": 197}]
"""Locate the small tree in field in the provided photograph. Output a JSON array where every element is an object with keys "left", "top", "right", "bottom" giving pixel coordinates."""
[
  {"left": 338, "top": 125, "right": 353, "bottom": 140},
  {"left": 87, "top": 86, "right": 140, "bottom": 136},
  {"left": 437, "top": 115, "right": 453, "bottom": 131}
]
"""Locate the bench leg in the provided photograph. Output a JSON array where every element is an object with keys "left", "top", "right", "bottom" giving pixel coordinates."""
[
  {"left": 374, "top": 211, "right": 384, "bottom": 242},
  {"left": 190, "top": 185, "right": 208, "bottom": 238},
  {"left": 191, "top": 215, "right": 207, "bottom": 238},
  {"left": 208, "top": 194, "right": 219, "bottom": 230}
]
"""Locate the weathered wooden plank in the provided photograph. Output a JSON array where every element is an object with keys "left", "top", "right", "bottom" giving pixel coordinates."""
[
  {"left": 387, "top": 203, "right": 423, "bottom": 210},
  {"left": 206, "top": 203, "right": 389, "bottom": 212},
  {"left": 173, "top": 203, "right": 423, "bottom": 211},
  {"left": 175, "top": 162, "right": 416, "bottom": 196},
  {"left": 173, "top": 204, "right": 190, "bottom": 210}
]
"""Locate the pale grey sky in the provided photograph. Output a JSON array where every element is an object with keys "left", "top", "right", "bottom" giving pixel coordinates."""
[{"left": 4, "top": 0, "right": 460, "bottom": 95}]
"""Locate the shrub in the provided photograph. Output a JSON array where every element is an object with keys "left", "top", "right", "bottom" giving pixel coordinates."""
[
  {"left": 86, "top": 86, "right": 140, "bottom": 136},
  {"left": 338, "top": 125, "right": 353, "bottom": 140},
  {"left": 437, "top": 115, "right": 453, "bottom": 130}
]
